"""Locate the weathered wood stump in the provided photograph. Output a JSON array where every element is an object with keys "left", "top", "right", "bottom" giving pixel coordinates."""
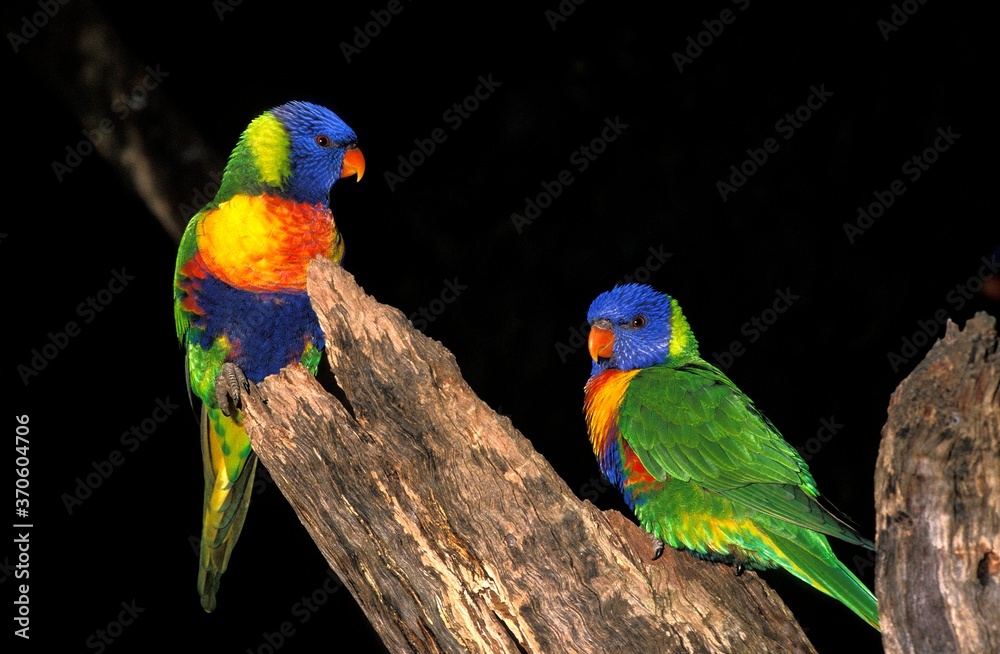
[
  {"left": 239, "top": 259, "right": 816, "bottom": 653},
  {"left": 875, "top": 312, "right": 1000, "bottom": 654}
]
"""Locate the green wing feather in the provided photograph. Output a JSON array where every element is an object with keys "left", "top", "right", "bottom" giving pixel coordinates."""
[
  {"left": 173, "top": 211, "right": 202, "bottom": 344},
  {"left": 619, "top": 360, "right": 873, "bottom": 549}
]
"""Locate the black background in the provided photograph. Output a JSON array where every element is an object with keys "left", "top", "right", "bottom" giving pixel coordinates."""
[{"left": 7, "top": 1, "right": 995, "bottom": 652}]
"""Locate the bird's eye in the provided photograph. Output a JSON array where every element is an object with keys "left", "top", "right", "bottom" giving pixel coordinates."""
[
  {"left": 315, "top": 135, "right": 331, "bottom": 148},
  {"left": 631, "top": 315, "right": 647, "bottom": 329}
]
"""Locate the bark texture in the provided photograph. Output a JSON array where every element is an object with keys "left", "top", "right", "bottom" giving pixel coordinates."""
[
  {"left": 875, "top": 313, "right": 1000, "bottom": 654},
  {"left": 239, "top": 258, "right": 817, "bottom": 654}
]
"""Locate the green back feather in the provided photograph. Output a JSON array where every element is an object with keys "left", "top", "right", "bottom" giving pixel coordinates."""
[{"left": 619, "top": 361, "right": 873, "bottom": 548}]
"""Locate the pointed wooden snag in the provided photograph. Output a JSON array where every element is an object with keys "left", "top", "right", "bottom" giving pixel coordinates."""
[
  {"left": 875, "top": 313, "right": 1000, "bottom": 654},
  {"left": 239, "top": 258, "right": 816, "bottom": 654}
]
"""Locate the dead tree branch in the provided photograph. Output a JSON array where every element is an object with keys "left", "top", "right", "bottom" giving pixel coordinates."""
[
  {"left": 239, "top": 258, "right": 817, "bottom": 654},
  {"left": 12, "top": 0, "right": 222, "bottom": 241}
]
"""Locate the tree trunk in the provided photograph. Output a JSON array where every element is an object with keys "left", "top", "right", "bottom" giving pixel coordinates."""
[
  {"left": 238, "top": 258, "right": 817, "bottom": 654},
  {"left": 875, "top": 313, "right": 1000, "bottom": 654}
]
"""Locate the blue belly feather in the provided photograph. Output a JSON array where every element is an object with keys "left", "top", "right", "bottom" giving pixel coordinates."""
[{"left": 192, "top": 273, "right": 324, "bottom": 383}]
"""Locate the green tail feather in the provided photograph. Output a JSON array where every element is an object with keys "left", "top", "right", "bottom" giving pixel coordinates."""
[
  {"left": 768, "top": 528, "right": 880, "bottom": 630},
  {"left": 198, "top": 406, "right": 258, "bottom": 613}
]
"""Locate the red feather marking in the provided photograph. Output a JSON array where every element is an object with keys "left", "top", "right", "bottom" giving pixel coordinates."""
[
  {"left": 181, "top": 251, "right": 210, "bottom": 280},
  {"left": 179, "top": 252, "right": 214, "bottom": 316},
  {"left": 621, "top": 437, "right": 656, "bottom": 484}
]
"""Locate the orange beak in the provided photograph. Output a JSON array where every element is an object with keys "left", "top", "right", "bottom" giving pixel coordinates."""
[
  {"left": 340, "top": 147, "right": 365, "bottom": 181},
  {"left": 588, "top": 322, "right": 615, "bottom": 362}
]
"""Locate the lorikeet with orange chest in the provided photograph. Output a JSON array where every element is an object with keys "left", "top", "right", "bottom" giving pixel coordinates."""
[
  {"left": 583, "top": 283, "right": 879, "bottom": 629},
  {"left": 173, "top": 100, "right": 364, "bottom": 612}
]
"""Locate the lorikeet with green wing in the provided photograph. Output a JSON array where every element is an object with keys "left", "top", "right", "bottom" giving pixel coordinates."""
[
  {"left": 583, "top": 283, "right": 879, "bottom": 629},
  {"left": 173, "top": 100, "right": 364, "bottom": 612}
]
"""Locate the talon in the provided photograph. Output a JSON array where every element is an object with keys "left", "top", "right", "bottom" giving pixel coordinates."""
[
  {"left": 215, "top": 362, "right": 249, "bottom": 416},
  {"left": 650, "top": 535, "right": 665, "bottom": 561},
  {"left": 735, "top": 562, "right": 745, "bottom": 577}
]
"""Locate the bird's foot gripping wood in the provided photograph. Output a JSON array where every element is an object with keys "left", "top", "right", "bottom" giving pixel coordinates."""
[
  {"left": 650, "top": 534, "right": 665, "bottom": 561},
  {"left": 215, "top": 362, "right": 249, "bottom": 417}
]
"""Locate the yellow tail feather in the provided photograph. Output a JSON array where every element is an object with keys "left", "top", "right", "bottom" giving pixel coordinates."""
[{"left": 197, "top": 405, "right": 258, "bottom": 613}]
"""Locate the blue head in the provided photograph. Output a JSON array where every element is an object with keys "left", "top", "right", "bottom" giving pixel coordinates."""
[
  {"left": 586, "top": 283, "right": 697, "bottom": 374},
  {"left": 269, "top": 100, "right": 365, "bottom": 205}
]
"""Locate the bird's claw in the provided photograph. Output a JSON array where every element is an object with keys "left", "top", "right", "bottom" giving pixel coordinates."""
[
  {"left": 650, "top": 535, "right": 665, "bottom": 561},
  {"left": 215, "top": 362, "right": 249, "bottom": 417},
  {"left": 734, "top": 562, "right": 746, "bottom": 577}
]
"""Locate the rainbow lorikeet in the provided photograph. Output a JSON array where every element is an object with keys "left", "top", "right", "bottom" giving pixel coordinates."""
[
  {"left": 173, "top": 100, "right": 365, "bottom": 612},
  {"left": 583, "top": 284, "right": 879, "bottom": 630}
]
